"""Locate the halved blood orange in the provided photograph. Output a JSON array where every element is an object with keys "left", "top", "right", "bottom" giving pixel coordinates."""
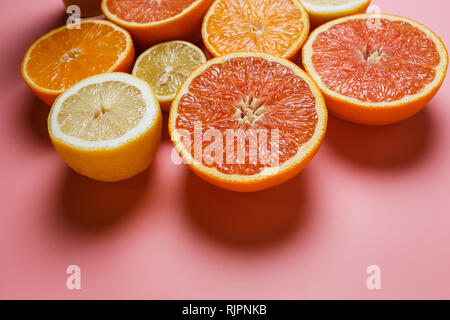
[
  {"left": 101, "top": 0, "right": 214, "bottom": 47},
  {"left": 21, "top": 19, "right": 134, "bottom": 106},
  {"left": 169, "top": 52, "right": 327, "bottom": 192},
  {"left": 302, "top": 14, "right": 448, "bottom": 125},
  {"left": 202, "top": 0, "right": 310, "bottom": 60}
]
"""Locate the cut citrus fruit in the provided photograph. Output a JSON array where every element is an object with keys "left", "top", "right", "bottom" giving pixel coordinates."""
[
  {"left": 48, "top": 73, "right": 162, "bottom": 182},
  {"left": 63, "top": 0, "right": 103, "bottom": 17},
  {"left": 21, "top": 19, "right": 134, "bottom": 106},
  {"left": 303, "top": 14, "right": 449, "bottom": 125},
  {"left": 132, "top": 41, "right": 207, "bottom": 111},
  {"left": 169, "top": 52, "right": 327, "bottom": 192},
  {"left": 101, "top": 0, "right": 214, "bottom": 47},
  {"left": 300, "top": 0, "right": 371, "bottom": 28},
  {"left": 202, "top": 0, "right": 310, "bottom": 60}
]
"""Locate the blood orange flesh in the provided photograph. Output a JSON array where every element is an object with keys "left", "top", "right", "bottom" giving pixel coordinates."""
[
  {"left": 173, "top": 55, "right": 319, "bottom": 176},
  {"left": 104, "top": 0, "right": 197, "bottom": 23},
  {"left": 309, "top": 17, "right": 441, "bottom": 103}
]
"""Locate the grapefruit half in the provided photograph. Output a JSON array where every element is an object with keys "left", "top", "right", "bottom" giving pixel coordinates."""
[
  {"left": 169, "top": 52, "right": 327, "bottom": 192},
  {"left": 302, "top": 14, "right": 448, "bottom": 125}
]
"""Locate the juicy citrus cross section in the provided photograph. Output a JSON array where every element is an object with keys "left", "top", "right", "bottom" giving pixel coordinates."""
[
  {"left": 21, "top": 19, "right": 134, "bottom": 106},
  {"left": 102, "top": 0, "right": 214, "bottom": 46},
  {"left": 132, "top": 41, "right": 207, "bottom": 111},
  {"left": 169, "top": 53, "right": 327, "bottom": 192},
  {"left": 300, "top": 0, "right": 371, "bottom": 27},
  {"left": 303, "top": 14, "right": 448, "bottom": 125},
  {"left": 49, "top": 73, "right": 162, "bottom": 182},
  {"left": 202, "top": 0, "right": 310, "bottom": 59}
]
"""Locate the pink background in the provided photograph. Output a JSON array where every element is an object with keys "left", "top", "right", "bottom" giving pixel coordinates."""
[{"left": 1, "top": 0, "right": 449, "bottom": 299}]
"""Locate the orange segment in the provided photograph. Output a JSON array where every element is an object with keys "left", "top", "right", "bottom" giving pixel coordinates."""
[
  {"left": 202, "top": 0, "right": 310, "bottom": 59},
  {"left": 21, "top": 20, "right": 134, "bottom": 105},
  {"left": 169, "top": 52, "right": 327, "bottom": 192},
  {"left": 303, "top": 14, "right": 448, "bottom": 125},
  {"left": 102, "top": 0, "right": 214, "bottom": 46}
]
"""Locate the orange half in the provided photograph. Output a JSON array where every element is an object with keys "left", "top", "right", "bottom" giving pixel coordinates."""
[
  {"left": 202, "top": 0, "right": 310, "bottom": 60},
  {"left": 21, "top": 19, "right": 134, "bottom": 105},
  {"left": 102, "top": 0, "right": 214, "bottom": 46}
]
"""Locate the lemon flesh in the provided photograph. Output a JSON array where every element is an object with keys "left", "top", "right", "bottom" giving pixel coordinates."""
[
  {"left": 58, "top": 81, "right": 147, "bottom": 141},
  {"left": 133, "top": 41, "right": 206, "bottom": 109}
]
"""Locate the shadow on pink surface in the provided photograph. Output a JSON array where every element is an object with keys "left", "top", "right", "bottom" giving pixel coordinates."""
[
  {"left": 161, "top": 111, "right": 171, "bottom": 142},
  {"left": 22, "top": 95, "right": 52, "bottom": 147},
  {"left": 325, "top": 108, "right": 433, "bottom": 169},
  {"left": 184, "top": 170, "right": 310, "bottom": 250},
  {"left": 56, "top": 167, "right": 153, "bottom": 233}
]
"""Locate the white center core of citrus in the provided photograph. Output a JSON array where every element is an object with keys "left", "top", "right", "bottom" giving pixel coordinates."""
[
  {"left": 236, "top": 95, "right": 267, "bottom": 125},
  {"left": 251, "top": 22, "right": 265, "bottom": 35},
  {"left": 361, "top": 44, "right": 384, "bottom": 63}
]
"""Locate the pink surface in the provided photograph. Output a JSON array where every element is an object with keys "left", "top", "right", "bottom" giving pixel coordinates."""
[{"left": 1, "top": 0, "right": 450, "bottom": 299}]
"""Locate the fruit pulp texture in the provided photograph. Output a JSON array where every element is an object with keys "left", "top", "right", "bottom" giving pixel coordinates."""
[
  {"left": 58, "top": 81, "right": 146, "bottom": 141},
  {"left": 205, "top": 0, "right": 306, "bottom": 56},
  {"left": 135, "top": 42, "right": 206, "bottom": 98},
  {"left": 26, "top": 23, "right": 128, "bottom": 91},
  {"left": 175, "top": 56, "right": 318, "bottom": 176},
  {"left": 311, "top": 18, "right": 441, "bottom": 103},
  {"left": 105, "top": 0, "right": 197, "bottom": 23}
]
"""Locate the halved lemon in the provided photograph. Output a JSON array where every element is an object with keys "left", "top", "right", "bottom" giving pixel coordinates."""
[
  {"left": 300, "top": 0, "right": 371, "bottom": 28},
  {"left": 48, "top": 73, "right": 162, "bottom": 182},
  {"left": 132, "top": 41, "right": 207, "bottom": 111}
]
